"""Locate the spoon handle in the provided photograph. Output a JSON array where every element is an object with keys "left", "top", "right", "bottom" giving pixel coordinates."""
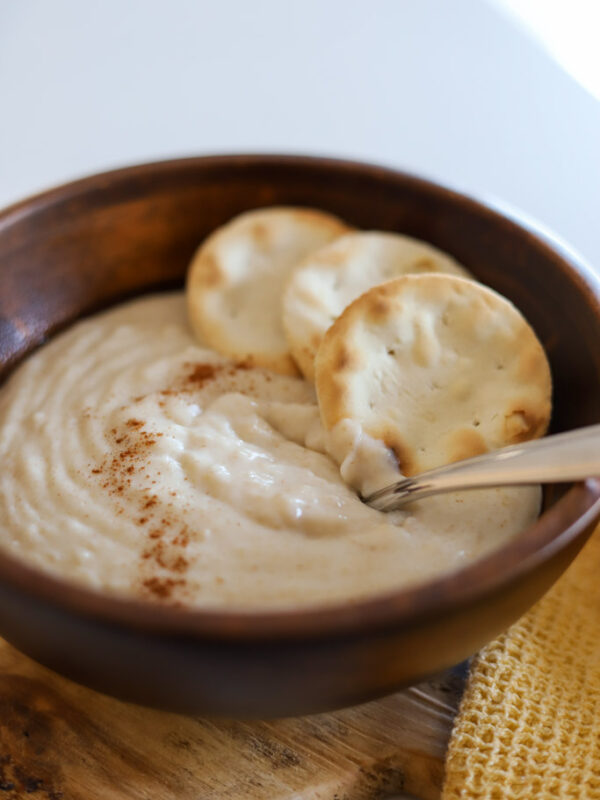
[{"left": 365, "top": 424, "right": 600, "bottom": 511}]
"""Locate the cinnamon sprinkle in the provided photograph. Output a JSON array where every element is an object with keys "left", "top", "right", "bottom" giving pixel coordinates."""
[
  {"left": 141, "top": 576, "right": 185, "bottom": 600},
  {"left": 185, "top": 363, "right": 220, "bottom": 385},
  {"left": 89, "top": 414, "right": 196, "bottom": 603},
  {"left": 89, "top": 358, "right": 262, "bottom": 603}
]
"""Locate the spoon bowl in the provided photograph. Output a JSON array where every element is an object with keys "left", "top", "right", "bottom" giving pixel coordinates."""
[{"left": 366, "top": 424, "right": 600, "bottom": 511}]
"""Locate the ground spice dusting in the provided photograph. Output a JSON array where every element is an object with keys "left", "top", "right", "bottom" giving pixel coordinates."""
[
  {"left": 185, "top": 363, "right": 220, "bottom": 385},
  {"left": 172, "top": 530, "right": 189, "bottom": 547},
  {"left": 141, "top": 576, "right": 185, "bottom": 600},
  {"left": 88, "top": 360, "right": 262, "bottom": 603},
  {"left": 89, "top": 412, "right": 197, "bottom": 603},
  {"left": 142, "top": 538, "right": 190, "bottom": 573},
  {"left": 176, "top": 360, "right": 259, "bottom": 393}
]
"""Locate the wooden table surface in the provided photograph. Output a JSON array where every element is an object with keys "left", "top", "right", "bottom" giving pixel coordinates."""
[{"left": 0, "top": 639, "right": 465, "bottom": 799}]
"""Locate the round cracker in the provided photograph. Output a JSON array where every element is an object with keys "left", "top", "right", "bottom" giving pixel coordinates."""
[
  {"left": 282, "top": 231, "right": 470, "bottom": 382},
  {"left": 186, "top": 207, "right": 349, "bottom": 375},
  {"left": 315, "top": 274, "right": 552, "bottom": 477}
]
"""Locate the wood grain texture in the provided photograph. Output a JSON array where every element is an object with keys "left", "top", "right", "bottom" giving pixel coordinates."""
[{"left": 0, "top": 638, "right": 464, "bottom": 800}]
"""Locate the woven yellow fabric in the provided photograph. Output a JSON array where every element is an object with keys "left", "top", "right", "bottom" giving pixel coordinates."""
[{"left": 443, "top": 525, "right": 600, "bottom": 799}]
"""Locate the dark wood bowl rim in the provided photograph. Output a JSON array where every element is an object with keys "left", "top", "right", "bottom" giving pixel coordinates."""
[{"left": 1, "top": 154, "right": 599, "bottom": 642}]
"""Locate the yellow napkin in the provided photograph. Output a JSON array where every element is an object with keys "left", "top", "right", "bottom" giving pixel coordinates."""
[{"left": 442, "top": 524, "right": 600, "bottom": 799}]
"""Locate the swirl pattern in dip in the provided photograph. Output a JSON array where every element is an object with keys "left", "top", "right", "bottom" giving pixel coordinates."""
[{"left": 0, "top": 294, "right": 540, "bottom": 608}]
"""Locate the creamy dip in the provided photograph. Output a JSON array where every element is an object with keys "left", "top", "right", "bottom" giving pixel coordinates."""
[{"left": 0, "top": 294, "right": 540, "bottom": 608}]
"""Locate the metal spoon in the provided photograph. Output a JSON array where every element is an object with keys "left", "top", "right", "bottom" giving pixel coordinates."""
[{"left": 364, "top": 424, "right": 600, "bottom": 512}]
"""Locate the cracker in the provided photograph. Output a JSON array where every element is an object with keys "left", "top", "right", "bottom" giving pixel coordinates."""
[
  {"left": 282, "top": 231, "right": 470, "bottom": 382},
  {"left": 315, "top": 274, "right": 552, "bottom": 477},
  {"left": 186, "top": 207, "right": 349, "bottom": 375}
]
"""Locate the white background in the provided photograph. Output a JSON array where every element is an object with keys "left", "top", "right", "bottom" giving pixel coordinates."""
[{"left": 1, "top": 0, "right": 599, "bottom": 273}]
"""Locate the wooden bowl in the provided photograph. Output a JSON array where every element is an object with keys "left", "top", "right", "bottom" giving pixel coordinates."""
[{"left": 0, "top": 155, "right": 599, "bottom": 717}]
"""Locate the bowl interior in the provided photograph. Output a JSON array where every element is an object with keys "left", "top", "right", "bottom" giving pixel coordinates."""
[{"left": 1, "top": 154, "right": 599, "bottom": 610}]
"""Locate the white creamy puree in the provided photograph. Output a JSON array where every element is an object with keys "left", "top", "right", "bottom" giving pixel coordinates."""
[{"left": 0, "top": 294, "right": 540, "bottom": 608}]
